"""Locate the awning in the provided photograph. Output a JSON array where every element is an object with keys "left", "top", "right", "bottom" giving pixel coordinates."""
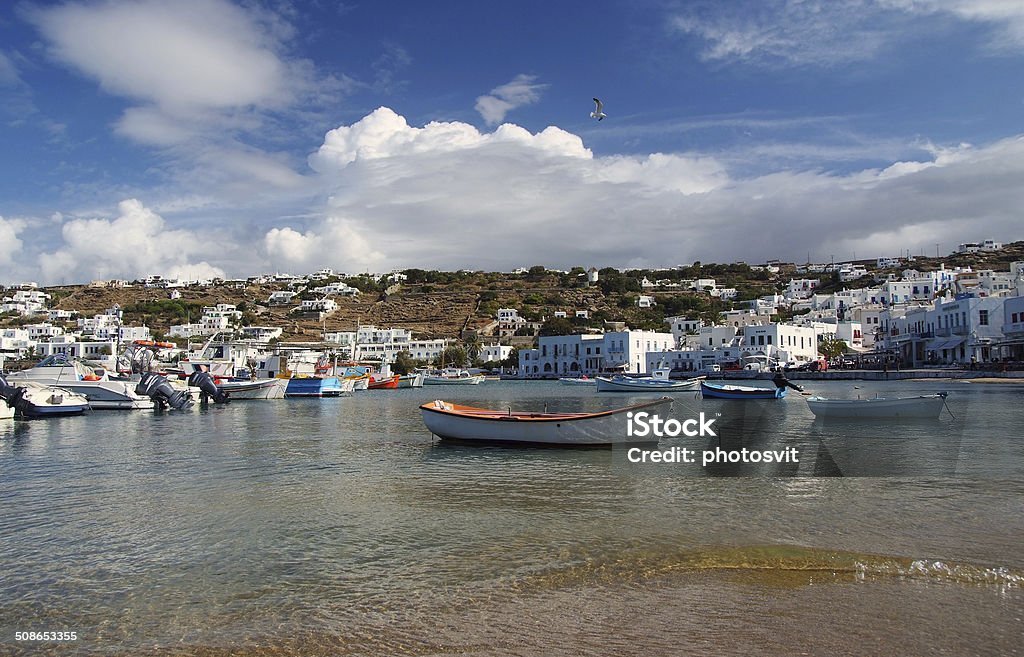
[{"left": 929, "top": 337, "right": 965, "bottom": 351}]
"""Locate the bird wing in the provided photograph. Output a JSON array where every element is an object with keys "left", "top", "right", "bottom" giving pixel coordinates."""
[{"left": 593, "top": 98, "right": 603, "bottom": 112}]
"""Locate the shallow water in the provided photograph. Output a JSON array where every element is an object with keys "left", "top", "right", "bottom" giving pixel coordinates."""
[{"left": 1, "top": 380, "right": 1021, "bottom": 655}]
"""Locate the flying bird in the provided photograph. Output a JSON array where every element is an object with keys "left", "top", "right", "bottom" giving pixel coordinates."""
[{"left": 590, "top": 97, "right": 606, "bottom": 121}]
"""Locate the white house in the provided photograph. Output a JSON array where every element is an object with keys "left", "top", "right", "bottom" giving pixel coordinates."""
[
  {"left": 480, "top": 344, "right": 514, "bottom": 363},
  {"left": 518, "top": 330, "right": 675, "bottom": 377},
  {"left": 267, "top": 290, "right": 297, "bottom": 305},
  {"left": 786, "top": 279, "right": 819, "bottom": 300},
  {"left": 637, "top": 295, "right": 656, "bottom": 308}
]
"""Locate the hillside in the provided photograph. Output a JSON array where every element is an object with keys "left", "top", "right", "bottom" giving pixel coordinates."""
[{"left": 2, "top": 241, "right": 1020, "bottom": 344}]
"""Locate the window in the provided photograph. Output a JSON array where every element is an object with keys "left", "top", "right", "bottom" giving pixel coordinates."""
[{"left": 978, "top": 310, "right": 988, "bottom": 326}]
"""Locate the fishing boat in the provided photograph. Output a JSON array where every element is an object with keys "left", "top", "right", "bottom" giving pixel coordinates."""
[
  {"left": 284, "top": 376, "right": 347, "bottom": 397},
  {"left": 700, "top": 381, "right": 787, "bottom": 400},
  {"left": 595, "top": 369, "right": 701, "bottom": 393},
  {"left": 423, "top": 368, "right": 485, "bottom": 385},
  {"left": 5, "top": 355, "right": 154, "bottom": 410},
  {"left": 559, "top": 376, "right": 597, "bottom": 386},
  {"left": 420, "top": 397, "right": 674, "bottom": 447},
  {"left": 397, "top": 372, "right": 425, "bottom": 388},
  {"left": 368, "top": 374, "right": 400, "bottom": 390},
  {"left": 806, "top": 392, "right": 949, "bottom": 419},
  {"left": 0, "top": 376, "right": 91, "bottom": 418}
]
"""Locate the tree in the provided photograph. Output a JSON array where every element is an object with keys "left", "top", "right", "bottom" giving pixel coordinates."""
[
  {"left": 392, "top": 350, "right": 416, "bottom": 375},
  {"left": 818, "top": 337, "right": 848, "bottom": 358},
  {"left": 462, "top": 333, "right": 482, "bottom": 362},
  {"left": 436, "top": 345, "right": 468, "bottom": 367},
  {"left": 539, "top": 317, "right": 575, "bottom": 336}
]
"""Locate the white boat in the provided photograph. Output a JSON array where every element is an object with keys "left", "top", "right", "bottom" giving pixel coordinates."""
[
  {"left": 420, "top": 397, "right": 674, "bottom": 447},
  {"left": 397, "top": 372, "right": 425, "bottom": 388},
  {"left": 806, "top": 392, "right": 949, "bottom": 419},
  {"left": 559, "top": 376, "right": 597, "bottom": 386},
  {"left": 596, "top": 369, "right": 702, "bottom": 393},
  {"left": 216, "top": 377, "right": 289, "bottom": 400},
  {"left": 423, "top": 368, "right": 485, "bottom": 385},
  {"left": 6, "top": 355, "right": 154, "bottom": 410},
  {"left": 1, "top": 374, "right": 92, "bottom": 418}
]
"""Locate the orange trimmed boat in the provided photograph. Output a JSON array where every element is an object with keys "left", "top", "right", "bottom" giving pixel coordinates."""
[
  {"left": 420, "top": 397, "right": 673, "bottom": 447},
  {"left": 368, "top": 374, "right": 400, "bottom": 390}
]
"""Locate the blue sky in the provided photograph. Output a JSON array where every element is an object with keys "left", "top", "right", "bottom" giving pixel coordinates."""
[{"left": 1, "top": 0, "right": 1023, "bottom": 285}]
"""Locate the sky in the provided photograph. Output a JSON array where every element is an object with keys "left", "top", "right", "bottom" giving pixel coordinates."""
[{"left": 1, "top": 0, "right": 1023, "bottom": 285}]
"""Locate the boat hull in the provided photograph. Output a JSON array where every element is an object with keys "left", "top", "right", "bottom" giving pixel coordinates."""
[
  {"left": 7, "top": 366, "right": 154, "bottom": 409},
  {"left": 559, "top": 377, "right": 597, "bottom": 386},
  {"left": 596, "top": 376, "right": 700, "bottom": 392},
  {"left": 700, "top": 382, "right": 786, "bottom": 400},
  {"left": 420, "top": 397, "right": 673, "bottom": 447},
  {"left": 806, "top": 393, "right": 947, "bottom": 419},
  {"left": 284, "top": 377, "right": 346, "bottom": 398},
  {"left": 368, "top": 375, "right": 400, "bottom": 390},
  {"left": 397, "top": 373, "right": 425, "bottom": 388},
  {"left": 9, "top": 383, "right": 92, "bottom": 418},
  {"left": 218, "top": 378, "right": 288, "bottom": 400},
  {"left": 423, "top": 375, "right": 485, "bottom": 385}
]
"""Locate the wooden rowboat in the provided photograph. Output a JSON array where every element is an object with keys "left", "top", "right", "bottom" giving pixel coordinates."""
[{"left": 420, "top": 397, "right": 673, "bottom": 447}]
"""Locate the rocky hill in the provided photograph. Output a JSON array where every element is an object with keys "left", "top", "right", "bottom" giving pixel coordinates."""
[{"left": 3, "top": 241, "right": 1020, "bottom": 344}]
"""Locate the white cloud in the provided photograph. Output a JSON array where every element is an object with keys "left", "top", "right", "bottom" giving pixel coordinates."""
[
  {"left": 0, "top": 216, "right": 26, "bottom": 266},
  {"left": 299, "top": 110, "right": 1024, "bottom": 270},
  {"left": 25, "top": 0, "right": 323, "bottom": 201},
  {"left": 29, "top": 0, "right": 293, "bottom": 113},
  {"left": 9, "top": 109, "right": 1024, "bottom": 284},
  {"left": 670, "top": 0, "right": 1024, "bottom": 67},
  {"left": 475, "top": 74, "right": 548, "bottom": 125},
  {"left": 38, "top": 199, "right": 227, "bottom": 284},
  {"left": 264, "top": 217, "right": 385, "bottom": 273}
]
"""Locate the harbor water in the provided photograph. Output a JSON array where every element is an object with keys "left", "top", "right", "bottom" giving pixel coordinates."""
[{"left": 1, "top": 380, "right": 1022, "bottom": 656}]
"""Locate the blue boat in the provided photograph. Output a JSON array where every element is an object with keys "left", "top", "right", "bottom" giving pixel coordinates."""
[
  {"left": 700, "top": 381, "right": 787, "bottom": 400},
  {"left": 285, "top": 376, "right": 346, "bottom": 397}
]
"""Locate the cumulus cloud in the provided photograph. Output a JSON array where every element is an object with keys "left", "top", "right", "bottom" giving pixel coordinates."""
[
  {"left": 299, "top": 109, "right": 1024, "bottom": 271},
  {"left": 0, "top": 216, "right": 26, "bottom": 266},
  {"left": 264, "top": 217, "right": 386, "bottom": 273},
  {"left": 475, "top": 74, "right": 548, "bottom": 125},
  {"left": 37, "top": 199, "right": 227, "bottom": 284},
  {"left": 10, "top": 108, "right": 1024, "bottom": 284}
]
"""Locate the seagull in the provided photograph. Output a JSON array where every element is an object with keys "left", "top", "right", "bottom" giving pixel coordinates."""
[{"left": 590, "top": 97, "right": 606, "bottom": 121}]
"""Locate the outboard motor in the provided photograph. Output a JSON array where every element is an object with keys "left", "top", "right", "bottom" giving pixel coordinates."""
[
  {"left": 187, "top": 370, "right": 229, "bottom": 404},
  {"left": 0, "top": 375, "right": 29, "bottom": 415},
  {"left": 136, "top": 371, "right": 193, "bottom": 410},
  {"left": 773, "top": 370, "right": 805, "bottom": 393}
]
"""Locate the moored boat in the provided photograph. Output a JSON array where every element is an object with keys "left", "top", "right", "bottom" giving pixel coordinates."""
[
  {"left": 215, "top": 377, "right": 289, "bottom": 399},
  {"left": 559, "top": 376, "right": 597, "bottom": 386},
  {"left": 806, "top": 392, "right": 949, "bottom": 419},
  {"left": 420, "top": 397, "right": 674, "bottom": 447},
  {"left": 0, "top": 376, "right": 91, "bottom": 418},
  {"left": 284, "top": 376, "right": 347, "bottom": 397},
  {"left": 5, "top": 355, "right": 154, "bottom": 409},
  {"left": 368, "top": 374, "right": 400, "bottom": 390},
  {"left": 423, "top": 368, "right": 485, "bottom": 385},
  {"left": 700, "top": 381, "right": 787, "bottom": 400},
  {"left": 397, "top": 372, "right": 425, "bottom": 388},
  {"left": 596, "top": 369, "right": 701, "bottom": 393}
]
